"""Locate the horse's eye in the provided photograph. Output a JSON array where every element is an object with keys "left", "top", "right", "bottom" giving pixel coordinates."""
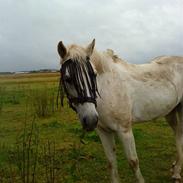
[{"left": 64, "top": 76, "right": 72, "bottom": 84}]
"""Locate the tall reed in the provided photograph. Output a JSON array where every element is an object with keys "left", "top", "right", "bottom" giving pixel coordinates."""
[
  {"left": 9, "top": 116, "right": 39, "bottom": 183},
  {"left": 31, "top": 87, "right": 57, "bottom": 118}
]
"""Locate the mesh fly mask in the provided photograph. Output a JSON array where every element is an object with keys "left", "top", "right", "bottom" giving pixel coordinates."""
[{"left": 59, "top": 57, "right": 99, "bottom": 111}]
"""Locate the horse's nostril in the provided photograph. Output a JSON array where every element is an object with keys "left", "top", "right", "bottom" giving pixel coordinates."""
[{"left": 82, "top": 115, "right": 98, "bottom": 131}]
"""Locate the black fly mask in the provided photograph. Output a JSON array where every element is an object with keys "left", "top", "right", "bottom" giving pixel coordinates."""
[{"left": 59, "top": 57, "right": 99, "bottom": 111}]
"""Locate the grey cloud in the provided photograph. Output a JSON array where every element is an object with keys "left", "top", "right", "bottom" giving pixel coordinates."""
[{"left": 0, "top": 0, "right": 182, "bottom": 71}]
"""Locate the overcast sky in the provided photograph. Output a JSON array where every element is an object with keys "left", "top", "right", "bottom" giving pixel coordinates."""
[{"left": 0, "top": 0, "right": 182, "bottom": 72}]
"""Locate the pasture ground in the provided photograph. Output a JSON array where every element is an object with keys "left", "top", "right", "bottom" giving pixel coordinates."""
[{"left": 0, "top": 72, "right": 176, "bottom": 182}]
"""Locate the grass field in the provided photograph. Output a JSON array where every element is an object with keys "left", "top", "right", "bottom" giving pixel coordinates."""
[{"left": 0, "top": 72, "right": 177, "bottom": 183}]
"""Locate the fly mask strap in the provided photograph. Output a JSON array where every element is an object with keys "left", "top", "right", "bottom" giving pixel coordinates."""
[{"left": 60, "top": 58, "right": 99, "bottom": 111}]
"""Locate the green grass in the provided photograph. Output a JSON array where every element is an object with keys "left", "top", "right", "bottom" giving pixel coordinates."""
[{"left": 0, "top": 73, "right": 177, "bottom": 182}]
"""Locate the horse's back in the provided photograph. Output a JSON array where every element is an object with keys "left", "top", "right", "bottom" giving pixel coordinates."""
[{"left": 151, "top": 56, "right": 183, "bottom": 65}]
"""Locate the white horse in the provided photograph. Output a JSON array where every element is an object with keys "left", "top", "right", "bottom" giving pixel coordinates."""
[{"left": 57, "top": 39, "right": 183, "bottom": 183}]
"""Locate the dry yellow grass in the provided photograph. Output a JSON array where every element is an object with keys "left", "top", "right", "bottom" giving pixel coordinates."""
[{"left": 0, "top": 72, "right": 60, "bottom": 84}]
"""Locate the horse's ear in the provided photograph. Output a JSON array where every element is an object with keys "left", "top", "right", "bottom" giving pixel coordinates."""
[
  {"left": 57, "top": 41, "right": 67, "bottom": 59},
  {"left": 86, "top": 39, "right": 95, "bottom": 57}
]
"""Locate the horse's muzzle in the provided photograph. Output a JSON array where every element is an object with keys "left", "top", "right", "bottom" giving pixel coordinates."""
[{"left": 82, "top": 114, "right": 98, "bottom": 131}]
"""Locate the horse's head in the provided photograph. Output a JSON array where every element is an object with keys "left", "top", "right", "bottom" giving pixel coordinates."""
[{"left": 57, "top": 39, "right": 99, "bottom": 131}]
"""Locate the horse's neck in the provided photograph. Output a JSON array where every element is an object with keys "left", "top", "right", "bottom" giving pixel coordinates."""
[{"left": 91, "top": 49, "right": 130, "bottom": 74}]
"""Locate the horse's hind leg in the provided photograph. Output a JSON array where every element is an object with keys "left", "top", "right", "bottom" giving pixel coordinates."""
[{"left": 166, "top": 102, "right": 183, "bottom": 182}]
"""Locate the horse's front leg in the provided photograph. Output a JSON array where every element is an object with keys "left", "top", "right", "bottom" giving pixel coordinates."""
[
  {"left": 96, "top": 126, "right": 119, "bottom": 183},
  {"left": 117, "top": 128, "right": 145, "bottom": 183}
]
